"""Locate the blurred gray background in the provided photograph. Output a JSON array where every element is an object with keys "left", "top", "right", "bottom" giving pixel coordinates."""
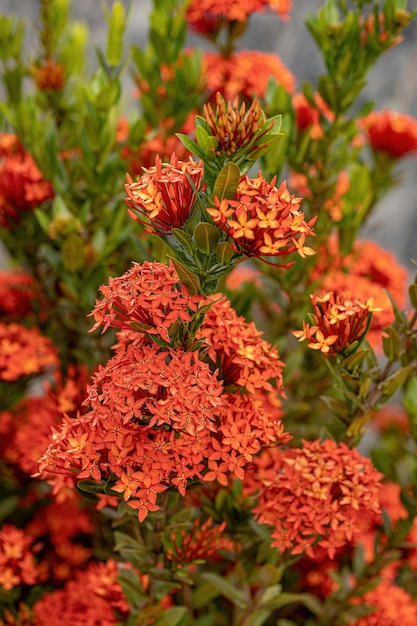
[{"left": 1, "top": 0, "right": 417, "bottom": 272}]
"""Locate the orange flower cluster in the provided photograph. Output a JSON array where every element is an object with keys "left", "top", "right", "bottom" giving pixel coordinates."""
[
  {"left": 361, "top": 110, "right": 417, "bottom": 159},
  {"left": 0, "top": 525, "right": 39, "bottom": 591},
  {"left": 311, "top": 239, "right": 408, "bottom": 348},
  {"left": 247, "top": 439, "right": 383, "bottom": 559},
  {"left": 197, "top": 295, "right": 285, "bottom": 393},
  {"left": 0, "top": 136, "right": 54, "bottom": 228},
  {"left": 39, "top": 264, "right": 289, "bottom": 522},
  {"left": 349, "top": 580, "right": 417, "bottom": 626},
  {"left": 31, "top": 58, "right": 65, "bottom": 92},
  {"left": 293, "top": 291, "right": 379, "bottom": 356},
  {"left": 124, "top": 154, "right": 203, "bottom": 235},
  {"left": 208, "top": 174, "right": 316, "bottom": 265},
  {"left": 26, "top": 494, "right": 93, "bottom": 583},
  {"left": 166, "top": 517, "right": 234, "bottom": 566},
  {"left": 31, "top": 560, "right": 130, "bottom": 626},
  {"left": 202, "top": 51, "right": 295, "bottom": 101},
  {"left": 187, "top": 0, "right": 292, "bottom": 30},
  {"left": 89, "top": 260, "right": 204, "bottom": 341},
  {"left": 0, "top": 322, "right": 58, "bottom": 382},
  {"left": 293, "top": 92, "right": 335, "bottom": 141},
  {"left": 0, "top": 366, "right": 88, "bottom": 474},
  {"left": 0, "top": 270, "right": 35, "bottom": 317}
]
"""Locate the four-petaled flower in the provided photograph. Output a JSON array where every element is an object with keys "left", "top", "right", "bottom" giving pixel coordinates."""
[
  {"left": 208, "top": 174, "right": 316, "bottom": 266},
  {"left": 293, "top": 291, "right": 381, "bottom": 357}
]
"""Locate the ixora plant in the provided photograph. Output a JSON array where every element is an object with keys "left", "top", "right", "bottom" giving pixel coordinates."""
[{"left": 2, "top": 0, "right": 417, "bottom": 624}]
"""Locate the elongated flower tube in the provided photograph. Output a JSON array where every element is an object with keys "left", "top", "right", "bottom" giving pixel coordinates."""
[{"left": 125, "top": 153, "right": 203, "bottom": 236}]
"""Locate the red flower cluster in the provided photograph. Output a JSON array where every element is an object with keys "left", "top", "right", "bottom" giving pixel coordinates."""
[
  {"left": 202, "top": 51, "right": 295, "bottom": 101},
  {"left": 349, "top": 580, "right": 417, "bottom": 626},
  {"left": 187, "top": 0, "right": 292, "bottom": 30},
  {"left": 0, "top": 322, "right": 58, "bottom": 382},
  {"left": 26, "top": 493, "right": 93, "bottom": 583},
  {"left": 293, "top": 291, "right": 380, "bottom": 356},
  {"left": 0, "top": 135, "right": 54, "bottom": 228},
  {"left": 0, "top": 525, "right": 40, "bottom": 591},
  {"left": 0, "top": 271, "right": 36, "bottom": 318},
  {"left": 361, "top": 110, "right": 417, "bottom": 159},
  {"left": 311, "top": 239, "right": 408, "bottom": 348},
  {"left": 124, "top": 154, "right": 203, "bottom": 235},
  {"left": 39, "top": 263, "right": 289, "bottom": 522},
  {"left": 208, "top": 174, "right": 316, "bottom": 265},
  {"left": 197, "top": 295, "right": 284, "bottom": 393},
  {"left": 166, "top": 517, "right": 234, "bottom": 566},
  {"left": 293, "top": 92, "right": 335, "bottom": 140},
  {"left": 0, "top": 365, "right": 88, "bottom": 474},
  {"left": 89, "top": 260, "right": 204, "bottom": 341},
  {"left": 31, "top": 560, "right": 130, "bottom": 626},
  {"left": 246, "top": 439, "right": 383, "bottom": 559}
]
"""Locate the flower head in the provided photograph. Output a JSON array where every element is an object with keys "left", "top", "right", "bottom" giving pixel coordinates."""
[
  {"left": 0, "top": 525, "right": 40, "bottom": 591},
  {"left": 311, "top": 239, "right": 408, "bottom": 350},
  {"left": 293, "top": 92, "right": 335, "bottom": 140},
  {"left": 166, "top": 517, "right": 235, "bottom": 566},
  {"left": 202, "top": 50, "right": 295, "bottom": 101},
  {"left": 125, "top": 153, "right": 203, "bottom": 235},
  {"left": 31, "top": 560, "right": 130, "bottom": 626},
  {"left": 89, "top": 260, "right": 205, "bottom": 342},
  {"left": 203, "top": 93, "right": 273, "bottom": 157},
  {"left": 246, "top": 439, "right": 383, "bottom": 560},
  {"left": 0, "top": 322, "right": 58, "bottom": 382},
  {"left": 187, "top": 0, "right": 292, "bottom": 31},
  {"left": 293, "top": 291, "right": 380, "bottom": 357},
  {"left": 349, "top": 580, "right": 417, "bottom": 626},
  {"left": 361, "top": 110, "right": 417, "bottom": 159},
  {"left": 207, "top": 174, "right": 315, "bottom": 265},
  {"left": 198, "top": 295, "right": 285, "bottom": 393},
  {"left": 0, "top": 149, "right": 54, "bottom": 228},
  {"left": 32, "top": 58, "right": 65, "bottom": 92},
  {"left": 0, "top": 270, "right": 36, "bottom": 317}
]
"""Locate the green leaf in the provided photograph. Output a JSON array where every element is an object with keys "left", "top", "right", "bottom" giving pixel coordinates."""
[
  {"left": 77, "top": 479, "right": 106, "bottom": 495},
  {"left": 199, "top": 573, "right": 248, "bottom": 610},
  {"left": 106, "top": 1, "right": 125, "bottom": 66},
  {"left": 169, "top": 257, "right": 202, "bottom": 295},
  {"left": 216, "top": 241, "right": 235, "bottom": 266},
  {"left": 171, "top": 228, "right": 195, "bottom": 255},
  {"left": 62, "top": 232, "right": 84, "bottom": 272},
  {"left": 194, "top": 222, "right": 220, "bottom": 254},
  {"left": 213, "top": 162, "right": 240, "bottom": 201},
  {"left": 153, "top": 607, "right": 188, "bottom": 626},
  {"left": 380, "top": 366, "right": 412, "bottom": 399},
  {"left": 409, "top": 284, "right": 417, "bottom": 309},
  {"left": 382, "top": 326, "right": 401, "bottom": 362},
  {"left": 176, "top": 133, "right": 205, "bottom": 160},
  {"left": 34, "top": 208, "right": 51, "bottom": 234},
  {"left": 404, "top": 375, "right": 417, "bottom": 430}
]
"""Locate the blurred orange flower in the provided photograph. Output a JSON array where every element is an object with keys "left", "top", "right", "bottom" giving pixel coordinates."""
[
  {"left": 202, "top": 50, "right": 295, "bottom": 101},
  {"left": 361, "top": 110, "right": 417, "bottom": 159}
]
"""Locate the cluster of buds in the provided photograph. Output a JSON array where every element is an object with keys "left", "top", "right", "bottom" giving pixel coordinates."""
[{"left": 293, "top": 291, "right": 381, "bottom": 357}]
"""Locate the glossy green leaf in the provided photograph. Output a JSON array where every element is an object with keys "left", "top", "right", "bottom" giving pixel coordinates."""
[
  {"left": 169, "top": 257, "right": 201, "bottom": 295},
  {"left": 216, "top": 241, "right": 235, "bottom": 266},
  {"left": 194, "top": 222, "right": 220, "bottom": 254},
  {"left": 213, "top": 162, "right": 240, "bottom": 201}
]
